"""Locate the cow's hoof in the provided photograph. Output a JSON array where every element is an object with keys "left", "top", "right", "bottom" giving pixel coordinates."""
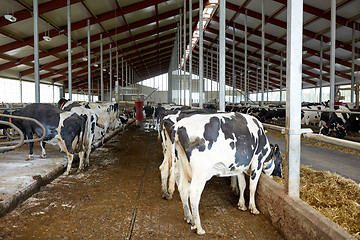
[
  {"left": 40, "top": 154, "right": 47, "bottom": 158},
  {"left": 26, "top": 155, "right": 34, "bottom": 161},
  {"left": 63, "top": 171, "right": 70, "bottom": 176},
  {"left": 161, "top": 192, "right": 171, "bottom": 200},
  {"left": 184, "top": 216, "right": 192, "bottom": 224},
  {"left": 238, "top": 204, "right": 247, "bottom": 211},
  {"left": 197, "top": 229, "right": 205, "bottom": 235},
  {"left": 250, "top": 207, "right": 260, "bottom": 215}
]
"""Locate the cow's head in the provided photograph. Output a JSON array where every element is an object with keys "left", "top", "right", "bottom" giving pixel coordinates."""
[
  {"left": 263, "top": 144, "right": 283, "bottom": 178},
  {"left": 319, "top": 124, "right": 330, "bottom": 135},
  {"left": 335, "top": 126, "right": 347, "bottom": 139}
]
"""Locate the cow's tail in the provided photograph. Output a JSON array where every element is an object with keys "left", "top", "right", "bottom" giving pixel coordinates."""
[
  {"left": 78, "top": 114, "right": 88, "bottom": 152},
  {"left": 168, "top": 128, "right": 177, "bottom": 195},
  {"left": 169, "top": 129, "right": 192, "bottom": 196},
  {"left": 176, "top": 131, "right": 192, "bottom": 183}
]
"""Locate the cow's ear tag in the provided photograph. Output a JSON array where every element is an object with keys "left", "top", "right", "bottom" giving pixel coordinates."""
[
  {"left": 265, "top": 130, "right": 268, "bottom": 133},
  {"left": 356, "top": 117, "right": 359, "bottom": 121}
]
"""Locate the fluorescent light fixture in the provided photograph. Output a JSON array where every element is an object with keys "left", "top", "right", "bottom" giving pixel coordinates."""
[
  {"left": 82, "top": 57, "right": 87, "bottom": 61},
  {"left": 94, "top": 63, "right": 99, "bottom": 67},
  {"left": 103, "top": 68, "right": 106, "bottom": 72},
  {"left": 4, "top": 14, "right": 16, "bottom": 22},
  {"left": 302, "top": 50, "right": 307, "bottom": 55},
  {"left": 43, "top": 35, "right": 51, "bottom": 41}
]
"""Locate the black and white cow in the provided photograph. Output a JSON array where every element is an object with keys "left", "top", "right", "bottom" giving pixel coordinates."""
[
  {"left": 0, "top": 103, "right": 86, "bottom": 175},
  {"left": 336, "top": 113, "right": 360, "bottom": 139},
  {"left": 169, "top": 112, "right": 282, "bottom": 235},
  {"left": 58, "top": 98, "right": 100, "bottom": 168},
  {"left": 301, "top": 105, "right": 325, "bottom": 126},
  {"left": 319, "top": 106, "right": 350, "bottom": 135},
  {"left": 257, "top": 108, "right": 285, "bottom": 122},
  {"left": 158, "top": 108, "right": 217, "bottom": 199}
]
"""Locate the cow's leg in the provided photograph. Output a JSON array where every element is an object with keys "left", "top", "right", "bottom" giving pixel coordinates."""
[
  {"left": 237, "top": 173, "right": 247, "bottom": 211},
  {"left": 26, "top": 131, "right": 34, "bottom": 160},
  {"left": 40, "top": 141, "right": 47, "bottom": 158},
  {"left": 159, "top": 154, "right": 171, "bottom": 199},
  {"left": 77, "top": 151, "right": 85, "bottom": 172},
  {"left": 248, "top": 169, "right": 261, "bottom": 215},
  {"left": 189, "top": 177, "right": 207, "bottom": 235},
  {"left": 178, "top": 171, "right": 192, "bottom": 224},
  {"left": 64, "top": 152, "right": 74, "bottom": 175},
  {"left": 230, "top": 176, "right": 239, "bottom": 195}
]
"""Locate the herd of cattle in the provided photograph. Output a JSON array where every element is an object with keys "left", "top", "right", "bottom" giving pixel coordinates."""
[
  {"left": 222, "top": 101, "right": 360, "bottom": 139},
  {"left": 0, "top": 99, "right": 128, "bottom": 175},
  {"left": 1, "top": 100, "right": 359, "bottom": 235}
]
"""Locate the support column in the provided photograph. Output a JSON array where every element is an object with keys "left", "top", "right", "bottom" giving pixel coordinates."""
[
  {"left": 267, "top": 58, "right": 270, "bottom": 101},
  {"left": 329, "top": 0, "right": 336, "bottom": 110},
  {"left": 244, "top": 10, "right": 248, "bottom": 104},
  {"left": 261, "top": 0, "right": 265, "bottom": 107},
  {"left": 219, "top": 0, "right": 225, "bottom": 111},
  {"left": 19, "top": 73, "right": 23, "bottom": 103},
  {"left": 285, "top": 0, "right": 303, "bottom": 198},
  {"left": 33, "top": 0, "right": 40, "bottom": 103},
  {"left": 100, "top": 34, "right": 104, "bottom": 102},
  {"left": 351, "top": 23, "right": 355, "bottom": 103},
  {"left": 319, "top": 36, "right": 323, "bottom": 102},
  {"left": 87, "top": 19, "right": 91, "bottom": 102},
  {"left": 232, "top": 23, "right": 235, "bottom": 104},
  {"left": 115, "top": 50, "right": 119, "bottom": 102},
  {"left": 183, "top": 0, "right": 187, "bottom": 106},
  {"left": 199, "top": 1, "right": 204, "bottom": 108},
  {"left": 67, "top": 0, "right": 72, "bottom": 100},
  {"left": 211, "top": 47, "right": 213, "bottom": 101},
  {"left": 126, "top": 61, "right": 128, "bottom": 87},
  {"left": 189, "top": 0, "right": 193, "bottom": 106},
  {"left": 280, "top": 53, "right": 283, "bottom": 102},
  {"left": 109, "top": 44, "right": 112, "bottom": 102}
]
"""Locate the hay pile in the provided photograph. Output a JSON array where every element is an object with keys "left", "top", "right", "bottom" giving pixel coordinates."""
[
  {"left": 267, "top": 129, "right": 360, "bottom": 238},
  {"left": 273, "top": 163, "right": 360, "bottom": 239}
]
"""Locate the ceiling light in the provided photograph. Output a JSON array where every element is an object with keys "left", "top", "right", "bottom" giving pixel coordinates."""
[
  {"left": 94, "top": 63, "right": 98, "bottom": 67},
  {"left": 82, "top": 57, "right": 87, "bottom": 61},
  {"left": 4, "top": 14, "right": 16, "bottom": 23},
  {"left": 302, "top": 50, "right": 307, "bottom": 55},
  {"left": 43, "top": 35, "right": 51, "bottom": 41},
  {"left": 66, "top": 49, "right": 73, "bottom": 53},
  {"left": 103, "top": 68, "right": 106, "bottom": 72}
]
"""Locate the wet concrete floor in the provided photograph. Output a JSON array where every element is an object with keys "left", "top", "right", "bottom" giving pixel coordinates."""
[{"left": 0, "top": 124, "right": 283, "bottom": 239}]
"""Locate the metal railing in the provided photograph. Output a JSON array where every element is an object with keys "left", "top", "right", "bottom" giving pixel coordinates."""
[{"left": 0, "top": 113, "right": 46, "bottom": 153}]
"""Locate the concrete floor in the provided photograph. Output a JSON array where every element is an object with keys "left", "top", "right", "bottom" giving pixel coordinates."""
[
  {"left": 267, "top": 132, "right": 360, "bottom": 183},
  {"left": 0, "top": 124, "right": 283, "bottom": 239}
]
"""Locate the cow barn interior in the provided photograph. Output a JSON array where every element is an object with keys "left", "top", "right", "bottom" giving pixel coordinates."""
[{"left": 0, "top": 0, "right": 359, "bottom": 239}]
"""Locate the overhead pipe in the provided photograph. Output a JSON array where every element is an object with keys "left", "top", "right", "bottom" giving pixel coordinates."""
[
  {"left": 179, "top": 10, "right": 182, "bottom": 105},
  {"left": 219, "top": 0, "right": 226, "bottom": 112}
]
